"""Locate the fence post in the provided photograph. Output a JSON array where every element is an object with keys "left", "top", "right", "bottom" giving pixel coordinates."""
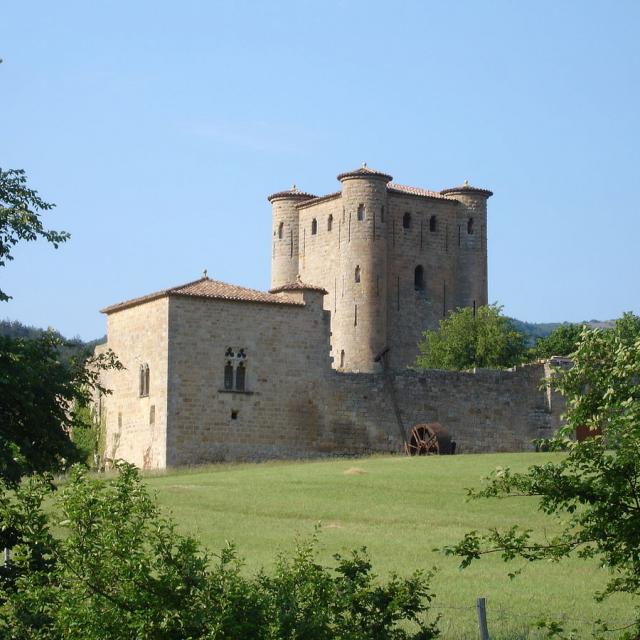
[{"left": 476, "top": 597, "right": 489, "bottom": 640}]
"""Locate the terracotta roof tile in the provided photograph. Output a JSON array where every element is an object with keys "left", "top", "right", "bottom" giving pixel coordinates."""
[
  {"left": 388, "top": 183, "right": 455, "bottom": 201},
  {"left": 101, "top": 278, "right": 303, "bottom": 314},
  {"left": 440, "top": 182, "right": 493, "bottom": 197},
  {"left": 269, "top": 280, "right": 328, "bottom": 294},
  {"left": 267, "top": 186, "right": 317, "bottom": 202},
  {"left": 337, "top": 164, "right": 393, "bottom": 182}
]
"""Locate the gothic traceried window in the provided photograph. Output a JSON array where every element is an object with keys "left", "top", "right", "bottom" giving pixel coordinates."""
[
  {"left": 223, "top": 347, "right": 248, "bottom": 391},
  {"left": 236, "top": 362, "right": 246, "bottom": 391},
  {"left": 224, "top": 361, "right": 234, "bottom": 390}
]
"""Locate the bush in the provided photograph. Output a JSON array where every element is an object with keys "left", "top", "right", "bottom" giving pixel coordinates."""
[{"left": 0, "top": 464, "right": 440, "bottom": 639}]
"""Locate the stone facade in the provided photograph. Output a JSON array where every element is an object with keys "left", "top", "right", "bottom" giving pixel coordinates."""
[{"left": 96, "top": 166, "right": 562, "bottom": 469}]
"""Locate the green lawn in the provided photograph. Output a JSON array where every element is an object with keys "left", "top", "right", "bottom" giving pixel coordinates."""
[{"left": 144, "top": 453, "right": 634, "bottom": 639}]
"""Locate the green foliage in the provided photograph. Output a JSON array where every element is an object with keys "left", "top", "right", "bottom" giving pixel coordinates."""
[
  {"left": 0, "top": 168, "right": 69, "bottom": 302},
  {"left": 529, "top": 323, "right": 585, "bottom": 359},
  {"left": 0, "top": 464, "right": 440, "bottom": 639},
  {"left": 443, "top": 312, "right": 640, "bottom": 639},
  {"left": 0, "top": 331, "right": 122, "bottom": 486},
  {"left": 415, "top": 304, "right": 528, "bottom": 371}
]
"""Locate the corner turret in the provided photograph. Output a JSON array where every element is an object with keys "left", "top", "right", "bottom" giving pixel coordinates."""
[
  {"left": 269, "top": 186, "right": 316, "bottom": 290},
  {"left": 441, "top": 181, "right": 492, "bottom": 312}
]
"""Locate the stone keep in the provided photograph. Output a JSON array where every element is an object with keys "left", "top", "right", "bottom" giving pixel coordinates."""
[
  {"left": 96, "top": 165, "right": 561, "bottom": 470},
  {"left": 269, "top": 165, "right": 491, "bottom": 372}
]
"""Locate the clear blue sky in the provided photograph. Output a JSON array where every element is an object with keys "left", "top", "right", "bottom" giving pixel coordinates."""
[{"left": 2, "top": 0, "right": 639, "bottom": 340}]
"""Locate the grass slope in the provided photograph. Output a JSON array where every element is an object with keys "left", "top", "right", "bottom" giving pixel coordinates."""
[{"left": 145, "top": 453, "right": 634, "bottom": 639}]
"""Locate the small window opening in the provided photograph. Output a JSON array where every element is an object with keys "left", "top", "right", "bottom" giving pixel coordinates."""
[
  {"left": 357, "top": 204, "right": 365, "bottom": 221},
  {"left": 354, "top": 265, "right": 361, "bottom": 283},
  {"left": 354, "top": 304, "right": 358, "bottom": 326},
  {"left": 235, "top": 362, "right": 246, "bottom": 391},
  {"left": 340, "top": 350, "right": 345, "bottom": 368},
  {"left": 429, "top": 215, "right": 437, "bottom": 232},
  {"left": 311, "top": 218, "right": 318, "bottom": 235},
  {"left": 231, "top": 410, "right": 238, "bottom": 420},
  {"left": 224, "top": 361, "right": 234, "bottom": 390},
  {"left": 118, "top": 412, "right": 122, "bottom": 429},
  {"left": 467, "top": 217, "right": 474, "bottom": 234},
  {"left": 403, "top": 212, "right": 411, "bottom": 229},
  {"left": 414, "top": 265, "right": 425, "bottom": 291},
  {"left": 149, "top": 405, "right": 155, "bottom": 425},
  {"left": 278, "top": 222, "right": 284, "bottom": 239},
  {"left": 381, "top": 206, "right": 385, "bottom": 223},
  {"left": 139, "top": 364, "right": 150, "bottom": 397},
  {"left": 327, "top": 214, "right": 333, "bottom": 231}
]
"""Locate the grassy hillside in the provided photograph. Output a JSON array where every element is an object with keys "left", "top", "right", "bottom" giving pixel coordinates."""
[{"left": 144, "top": 454, "right": 634, "bottom": 639}]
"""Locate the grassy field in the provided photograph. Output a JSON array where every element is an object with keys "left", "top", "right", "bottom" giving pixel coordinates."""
[{"left": 143, "top": 453, "right": 634, "bottom": 639}]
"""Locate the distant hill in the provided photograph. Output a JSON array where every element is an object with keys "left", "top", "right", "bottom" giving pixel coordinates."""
[
  {"left": 508, "top": 317, "right": 615, "bottom": 346},
  {"left": 0, "top": 319, "right": 106, "bottom": 359}
]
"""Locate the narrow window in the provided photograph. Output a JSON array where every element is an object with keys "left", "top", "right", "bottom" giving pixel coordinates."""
[
  {"left": 403, "top": 212, "right": 411, "bottom": 229},
  {"left": 429, "top": 215, "right": 437, "bottom": 232},
  {"left": 327, "top": 214, "right": 333, "bottom": 231},
  {"left": 357, "top": 204, "right": 365, "bottom": 221},
  {"left": 467, "top": 217, "right": 474, "bottom": 234},
  {"left": 354, "top": 304, "right": 358, "bottom": 326},
  {"left": 473, "top": 300, "right": 477, "bottom": 317},
  {"left": 458, "top": 225, "right": 461, "bottom": 246},
  {"left": 149, "top": 405, "right": 155, "bottom": 425},
  {"left": 235, "top": 362, "right": 246, "bottom": 391},
  {"left": 311, "top": 218, "right": 317, "bottom": 235},
  {"left": 355, "top": 265, "right": 361, "bottom": 283},
  {"left": 224, "top": 361, "right": 234, "bottom": 390},
  {"left": 381, "top": 206, "right": 385, "bottom": 223},
  {"left": 144, "top": 364, "right": 150, "bottom": 396},
  {"left": 231, "top": 410, "right": 238, "bottom": 420},
  {"left": 340, "top": 350, "right": 345, "bottom": 368},
  {"left": 278, "top": 222, "right": 284, "bottom": 239},
  {"left": 414, "top": 265, "right": 425, "bottom": 291},
  {"left": 139, "top": 365, "right": 145, "bottom": 397}
]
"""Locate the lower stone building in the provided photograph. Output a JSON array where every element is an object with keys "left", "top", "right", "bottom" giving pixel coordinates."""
[{"left": 95, "top": 276, "right": 563, "bottom": 470}]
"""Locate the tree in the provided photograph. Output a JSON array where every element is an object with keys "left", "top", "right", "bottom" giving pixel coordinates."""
[
  {"left": 0, "top": 168, "right": 69, "bottom": 302},
  {"left": 0, "top": 332, "right": 121, "bottom": 486},
  {"left": 529, "top": 322, "right": 584, "bottom": 359},
  {"left": 415, "top": 304, "right": 528, "bottom": 371},
  {"left": 444, "top": 313, "right": 640, "bottom": 638},
  {"left": 0, "top": 463, "right": 440, "bottom": 639},
  {"left": 0, "top": 167, "right": 119, "bottom": 485}
]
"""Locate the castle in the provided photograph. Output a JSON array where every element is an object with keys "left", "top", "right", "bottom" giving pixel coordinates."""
[{"left": 96, "top": 165, "right": 563, "bottom": 469}]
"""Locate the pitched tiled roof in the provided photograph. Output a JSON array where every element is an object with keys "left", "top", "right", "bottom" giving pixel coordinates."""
[
  {"left": 296, "top": 191, "right": 341, "bottom": 208},
  {"left": 101, "top": 277, "right": 303, "bottom": 314},
  {"left": 267, "top": 186, "right": 317, "bottom": 202},
  {"left": 269, "top": 280, "right": 328, "bottom": 294},
  {"left": 440, "top": 182, "right": 493, "bottom": 197},
  {"left": 388, "top": 183, "right": 456, "bottom": 201},
  {"left": 336, "top": 164, "right": 393, "bottom": 182}
]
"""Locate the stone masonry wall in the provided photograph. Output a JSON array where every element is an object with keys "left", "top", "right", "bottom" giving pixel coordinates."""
[
  {"left": 96, "top": 297, "right": 169, "bottom": 469},
  {"left": 385, "top": 192, "right": 460, "bottom": 370},
  {"left": 165, "top": 290, "right": 334, "bottom": 465}
]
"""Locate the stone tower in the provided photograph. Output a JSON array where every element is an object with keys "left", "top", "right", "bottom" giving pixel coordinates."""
[
  {"left": 269, "top": 166, "right": 492, "bottom": 373},
  {"left": 269, "top": 186, "right": 316, "bottom": 289}
]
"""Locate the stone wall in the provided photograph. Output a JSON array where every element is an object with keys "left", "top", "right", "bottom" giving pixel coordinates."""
[
  {"left": 96, "top": 297, "right": 169, "bottom": 469},
  {"left": 98, "top": 292, "right": 561, "bottom": 469},
  {"left": 165, "top": 290, "right": 333, "bottom": 465}
]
